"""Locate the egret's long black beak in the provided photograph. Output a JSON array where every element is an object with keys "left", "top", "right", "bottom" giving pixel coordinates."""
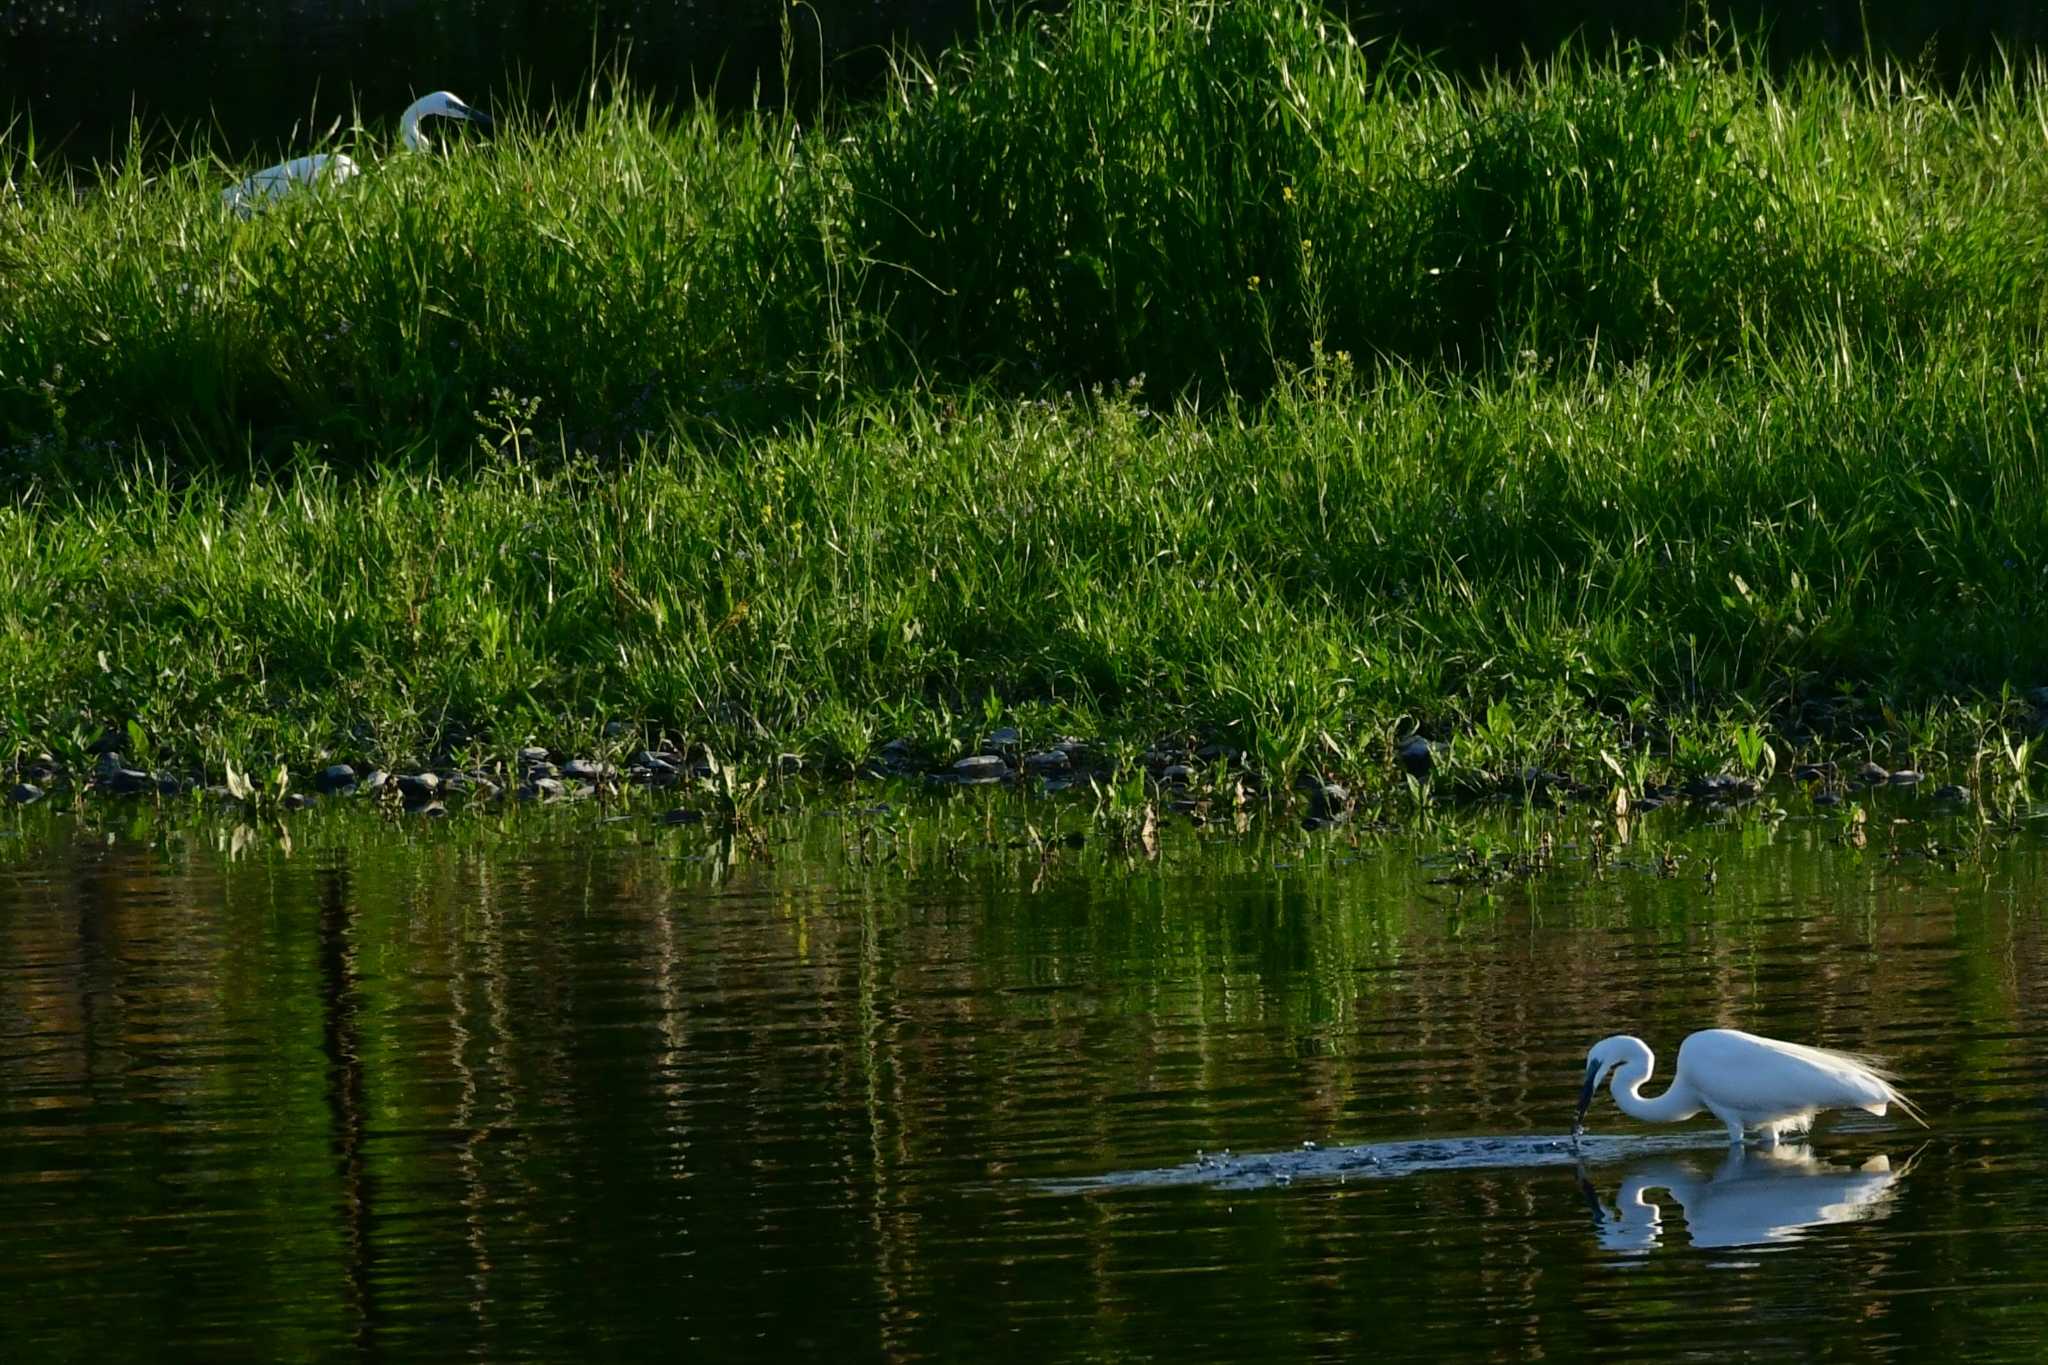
[
  {"left": 465, "top": 109, "right": 494, "bottom": 133},
  {"left": 1572, "top": 1059, "right": 1602, "bottom": 1134}
]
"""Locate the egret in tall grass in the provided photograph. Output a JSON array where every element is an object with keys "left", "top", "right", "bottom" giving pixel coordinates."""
[
  {"left": 221, "top": 91, "right": 490, "bottom": 214},
  {"left": 1573, "top": 1028, "right": 1922, "bottom": 1147}
]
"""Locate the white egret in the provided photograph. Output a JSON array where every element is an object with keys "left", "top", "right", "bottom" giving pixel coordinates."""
[
  {"left": 221, "top": 91, "right": 490, "bottom": 214},
  {"left": 1573, "top": 1028, "right": 1922, "bottom": 1146}
]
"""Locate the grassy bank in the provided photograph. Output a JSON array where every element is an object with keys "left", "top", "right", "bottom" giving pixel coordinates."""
[
  {"left": 5, "top": 347, "right": 2047, "bottom": 796},
  {"left": 3, "top": 2, "right": 2048, "bottom": 796}
]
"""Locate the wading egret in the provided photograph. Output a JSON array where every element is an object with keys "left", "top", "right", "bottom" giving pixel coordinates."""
[
  {"left": 1573, "top": 1028, "right": 1922, "bottom": 1146},
  {"left": 221, "top": 91, "right": 490, "bottom": 214}
]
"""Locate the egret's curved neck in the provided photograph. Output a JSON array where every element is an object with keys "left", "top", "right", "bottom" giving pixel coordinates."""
[
  {"left": 399, "top": 105, "right": 430, "bottom": 152},
  {"left": 1611, "top": 1055, "right": 1701, "bottom": 1124}
]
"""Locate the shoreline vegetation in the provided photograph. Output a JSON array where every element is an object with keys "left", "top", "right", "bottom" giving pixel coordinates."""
[{"left": 4, "top": 1, "right": 2048, "bottom": 815}]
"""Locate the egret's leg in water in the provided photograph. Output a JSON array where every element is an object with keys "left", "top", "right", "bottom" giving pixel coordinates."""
[{"left": 1722, "top": 1113, "right": 1748, "bottom": 1147}]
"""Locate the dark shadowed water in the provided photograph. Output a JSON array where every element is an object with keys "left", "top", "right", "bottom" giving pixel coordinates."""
[{"left": 2, "top": 796, "right": 2045, "bottom": 1359}]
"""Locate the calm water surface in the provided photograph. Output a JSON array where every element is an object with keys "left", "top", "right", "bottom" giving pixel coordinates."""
[{"left": 1, "top": 798, "right": 2044, "bottom": 1359}]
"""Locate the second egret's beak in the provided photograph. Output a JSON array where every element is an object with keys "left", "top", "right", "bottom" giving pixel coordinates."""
[
  {"left": 465, "top": 109, "right": 494, "bottom": 132},
  {"left": 1572, "top": 1059, "right": 1603, "bottom": 1134}
]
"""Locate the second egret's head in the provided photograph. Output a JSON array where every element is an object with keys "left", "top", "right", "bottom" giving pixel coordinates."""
[
  {"left": 1575, "top": 1034, "right": 1652, "bottom": 1131},
  {"left": 399, "top": 91, "right": 492, "bottom": 150}
]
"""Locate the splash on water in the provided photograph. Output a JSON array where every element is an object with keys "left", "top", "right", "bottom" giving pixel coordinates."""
[{"left": 1038, "top": 1131, "right": 1735, "bottom": 1194}]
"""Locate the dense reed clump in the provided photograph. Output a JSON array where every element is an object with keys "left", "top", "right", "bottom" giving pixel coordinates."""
[{"left": 5, "top": 0, "right": 2048, "bottom": 466}]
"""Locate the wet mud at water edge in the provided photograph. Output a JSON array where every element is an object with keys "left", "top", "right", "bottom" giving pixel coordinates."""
[{"left": 1, "top": 800, "right": 2044, "bottom": 1360}]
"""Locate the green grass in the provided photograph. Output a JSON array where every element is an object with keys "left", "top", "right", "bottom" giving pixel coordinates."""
[
  {"left": 3, "top": 345, "right": 2045, "bottom": 791},
  {"left": 8, "top": 2, "right": 2048, "bottom": 464},
  {"left": 3, "top": 1, "right": 2048, "bottom": 792}
]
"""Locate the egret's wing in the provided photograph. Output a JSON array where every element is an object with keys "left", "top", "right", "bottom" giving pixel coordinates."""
[
  {"left": 222, "top": 153, "right": 358, "bottom": 213},
  {"left": 1681, "top": 1029, "right": 1923, "bottom": 1123}
]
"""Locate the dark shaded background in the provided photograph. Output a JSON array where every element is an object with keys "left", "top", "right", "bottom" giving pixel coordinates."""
[{"left": 2, "top": 2, "right": 2044, "bottom": 163}]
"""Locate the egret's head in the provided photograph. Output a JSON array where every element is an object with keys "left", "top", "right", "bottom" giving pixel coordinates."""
[
  {"left": 424, "top": 91, "right": 491, "bottom": 128},
  {"left": 400, "top": 91, "right": 492, "bottom": 150},
  {"left": 1575, "top": 1034, "right": 1649, "bottom": 1129}
]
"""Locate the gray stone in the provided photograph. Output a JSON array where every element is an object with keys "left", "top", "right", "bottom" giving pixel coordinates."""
[
  {"left": 316, "top": 763, "right": 357, "bottom": 794},
  {"left": 1024, "top": 749, "right": 1072, "bottom": 774},
  {"left": 1856, "top": 761, "right": 1890, "bottom": 786},
  {"left": 631, "top": 755, "right": 679, "bottom": 783},
  {"left": 1932, "top": 784, "right": 1970, "bottom": 802},
  {"left": 1888, "top": 769, "right": 1924, "bottom": 787},
  {"left": 1307, "top": 782, "right": 1350, "bottom": 819},
  {"left": 952, "top": 754, "right": 1008, "bottom": 781},
  {"left": 1396, "top": 734, "right": 1442, "bottom": 779},
  {"left": 1813, "top": 789, "right": 1843, "bottom": 807},
  {"left": 983, "top": 726, "right": 1021, "bottom": 752},
  {"left": 93, "top": 751, "right": 124, "bottom": 780},
  {"left": 100, "top": 766, "right": 153, "bottom": 796},
  {"left": 522, "top": 777, "right": 566, "bottom": 802},
  {"left": 604, "top": 720, "right": 634, "bottom": 740},
  {"left": 363, "top": 769, "right": 390, "bottom": 793},
  {"left": 519, "top": 746, "right": 552, "bottom": 766},
  {"left": 661, "top": 807, "right": 705, "bottom": 825},
  {"left": 562, "top": 758, "right": 613, "bottom": 781},
  {"left": 397, "top": 772, "right": 441, "bottom": 802},
  {"left": 8, "top": 782, "right": 42, "bottom": 805},
  {"left": 1161, "top": 764, "right": 1193, "bottom": 786},
  {"left": 472, "top": 778, "right": 503, "bottom": 800},
  {"left": 283, "top": 792, "right": 311, "bottom": 811}
]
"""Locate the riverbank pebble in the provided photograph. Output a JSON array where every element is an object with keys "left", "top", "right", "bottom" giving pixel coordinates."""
[
  {"left": 397, "top": 772, "right": 441, "bottom": 802},
  {"left": 1397, "top": 735, "right": 1445, "bottom": 778},
  {"left": 951, "top": 754, "right": 1009, "bottom": 784}
]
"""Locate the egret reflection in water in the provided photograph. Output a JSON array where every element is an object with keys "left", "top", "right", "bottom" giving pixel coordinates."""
[{"left": 1583, "top": 1143, "right": 1919, "bottom": 1252}]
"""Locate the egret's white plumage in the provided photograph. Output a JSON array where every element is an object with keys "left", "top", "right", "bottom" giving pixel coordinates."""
[
  {"left": 1574, "top": 1028, "right": 1923, "bottom": 1146},
  {"left": 222, "top": 90, "right": 488, "bottom": 215},
  {"left": 221, "top": 152, "right": 361, "bottom": 214}
]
